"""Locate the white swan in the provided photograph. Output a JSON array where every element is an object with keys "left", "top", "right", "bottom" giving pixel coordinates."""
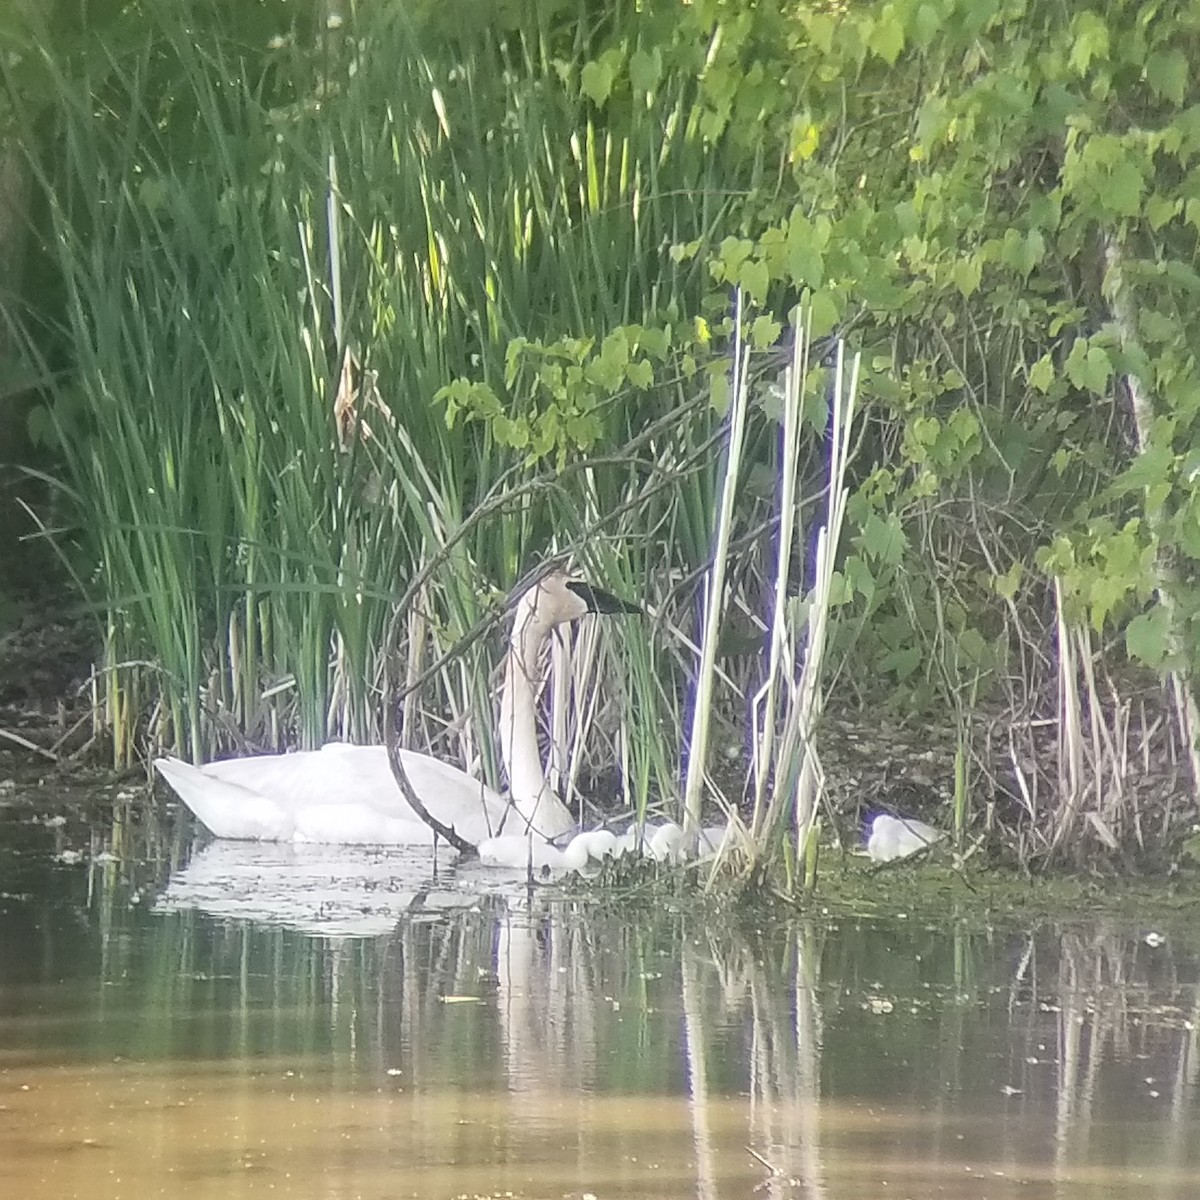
[
  {"left": 865, "top": 813, "right": 943, "bottom": 863},
  {"left": 154, "top": 570, "right": 638, "bottom": 848}
]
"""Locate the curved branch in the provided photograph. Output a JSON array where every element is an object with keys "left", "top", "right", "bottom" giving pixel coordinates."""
[{"left": 383, "top": 699, "right": 476, "bottom": 856}]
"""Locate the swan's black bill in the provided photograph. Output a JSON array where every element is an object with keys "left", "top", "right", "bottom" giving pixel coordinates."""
[{"left": 567, "top": 580, "right": 641, "bottom": 615}]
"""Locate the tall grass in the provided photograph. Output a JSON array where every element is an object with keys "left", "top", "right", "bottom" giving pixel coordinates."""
[{"left": 14, "top": 6, "right": 747, "bottom": 774}]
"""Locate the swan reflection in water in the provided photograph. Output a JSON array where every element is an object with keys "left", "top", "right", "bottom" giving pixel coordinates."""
[{"left": 154, "top": 840, "right": 483, "bottom": 937}]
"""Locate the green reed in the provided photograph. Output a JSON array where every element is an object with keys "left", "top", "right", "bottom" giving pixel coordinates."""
[{"left": 18, "top": 3, "right": 749, "bottom": 798}]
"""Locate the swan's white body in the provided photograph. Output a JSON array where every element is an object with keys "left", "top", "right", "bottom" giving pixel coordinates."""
[
  {"left": 155, "top": 744, "right": 517, "bottom": 846},
  {"left": 866, "top": 814, "right": 943, "bottom": 863},
  {"left": 155, "top": 572, "right": 626, "bottom": 849}
]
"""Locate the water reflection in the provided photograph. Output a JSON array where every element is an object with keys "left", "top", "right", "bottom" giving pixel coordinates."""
[
  {"left": 157, "top": 840, "right": 481, "bottom": 935},
  {"left": 1, "top": 802, "right": 1199, "bottom": 1199}
]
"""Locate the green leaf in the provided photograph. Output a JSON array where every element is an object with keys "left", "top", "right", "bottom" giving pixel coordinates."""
[
  {"left": 495, "top": 413, "right": 528, "bottom": 449},
  {"left": 1147, "top": 49, "right": 1187, "bottom": 106},
  {"left": 1114, "top": 443, "right": 1174, "bottom": 494},
  {"left": 1179, "top": 500, "right": 1200, "bottom": 559},
  {"left": 581, "top": 58, "right": 615, "bottom": 106},
  {"left": 1082, "top": 346, "right": 1112, "bottom": 394},
  {"left": 843, "top": 554, "right": 876, "bottom": 602},
  {"left": 860, "top": 512, "right": 907, "bottom": 565},
  {"left": 790, "top": 119, "right": 820, "bottom": 161},
  {"left": 629, "top": 47, "right": 662, "bottom": 95},
  {"left": 869, "top": 9, "right": 906, "bottom": 65},
  {"left": 825, "top": 570, "right": 854, "bottom": 607},
  {"left": 993, "top": 561, "right": 1023, "bottom": 600},
  {"left": 802, "top": 374, "right": 830, "bottom": 431},
  {"left": 599, "top": 328, "right": 630, "bottom": 373},
  {"left": 1070, "top": 12, "right": 1110, "bottom": 76},
  {"left": 1104, "top": 155, "right": 1144, "bottom": 217},
  {"left": 1029, "top": 354, "right": 1055, "bottom": 393},
  {"left": 894, "top": 200, "right": 919, "bottom": 237},
  {"left": 626, "top": 359, "right": 654, "bottom": 388},
  {"left": 948, "top": 406, "right": 980, "bottom": 448},
  {"left": 1028, "top": 189, "right": 1062, "bottom": 231},
  {"left": 956, "top": 627, "right": 989, "bottom": 667},
  {"left": 639, "top": 325, "right": 670, "bottom": 359},
  {"left": 1065, "top": 340, "right": 1112, "bottom": 394},
  {"left": 1126, "top": 606, "right": 1171, "bottom": 668},
  {"left": 713, "top": 236, "right": 753, "bottom": 284},
  {"left": 1138, "top": 309, "right": 1179, "bottom": 345},
  {"left": 1013, "top": 229, "right": 1045, "bottom": 276},
  {"left": 1163, "top": 260, "right": 1200, "bottom": 295},
  {"left": 806, "top": 13, "right": 835, "bottom": 54},
  {"left": 786, "top": 238, "right": 824, "bottom": 289},
  {"left": 740, "top": 258, "right": 770, "bottom": 304},
  {"left": 709, "top": 369, "right": 730, "bottom": 416},
  {"left": 805, "top": 289, "right": 839, "bottom": 336},
  {"left": 879, "top": 645, "right": 922, "bottom": 680},
  {"left": 1145, "top": 193, "right": 1179, "bottom": 230},
  {"left": 912, "top": 4, "right": 939, "bottom": 49},
  {"left": 952, "top": 255, "right": 982, "bottom": 298},
  {"left": 699, "top": 107, "right": 728, "bottom": 141},
  {"left": 585, "top": 356, "right": 620, "bottom": 393},
  {"left": 750, "top": 315, "right": 782, "bottom": 349},
  {"left": 1088, "top": 574, "right": 1127, "bottom": 632},
  {"left": 138, "top": 176, "right": 168, "bottom": 213},
  {"left": 504, "top": 337, "right": 529, "bottom": 388},
  {"left": 915, "top": 94, "right": 947, "bottom": 153}
]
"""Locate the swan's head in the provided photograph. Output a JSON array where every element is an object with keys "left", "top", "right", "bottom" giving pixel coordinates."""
[{"left": 516, "top": 568, "right": 641, "bottom": 628}]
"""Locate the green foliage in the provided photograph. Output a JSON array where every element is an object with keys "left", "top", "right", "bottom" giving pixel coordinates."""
[
  {"left": 438, "top": 325, "right": 668, "bottom": 465},
  {"left": 641, "top": 0, "right": 1200, "bottom": 704}
]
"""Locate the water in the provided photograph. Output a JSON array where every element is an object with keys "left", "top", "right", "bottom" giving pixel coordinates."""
[{"left": 2, "top": 795, "right": 1199, "bottom": 1199}]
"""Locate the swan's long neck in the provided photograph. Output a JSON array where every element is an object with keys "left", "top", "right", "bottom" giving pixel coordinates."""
[{"left": 498, "top": 605, "right": 574, "bottom": 838}]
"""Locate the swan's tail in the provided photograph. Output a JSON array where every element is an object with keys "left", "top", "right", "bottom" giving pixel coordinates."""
[{"left": 154, "top": 756, "right": 292, "bottom": 840}]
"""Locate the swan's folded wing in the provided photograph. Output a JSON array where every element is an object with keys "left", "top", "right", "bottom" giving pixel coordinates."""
[
  {"left": 155, "top": 756, "right": 296, "bottom": 840},
  {"left": 160, "top": 745, "right": 512, "bottom": 845}
]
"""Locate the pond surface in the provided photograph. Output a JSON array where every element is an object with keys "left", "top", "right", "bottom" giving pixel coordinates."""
[{"left": 1, "top": 792, "right": 1199, "bottom": 1200}]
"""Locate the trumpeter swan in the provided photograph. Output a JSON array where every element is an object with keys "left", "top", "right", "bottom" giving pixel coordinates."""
[
  {"left": 865, "top": 813, "right": 943, "bottom": 863},
  {"left": 154, "top": 569, "right": 638, "bottom": 848}
]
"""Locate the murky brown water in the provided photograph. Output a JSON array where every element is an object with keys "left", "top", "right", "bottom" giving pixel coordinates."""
[{"left": 2, "top": 796, "right": 1199, "bottom": 1199}]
